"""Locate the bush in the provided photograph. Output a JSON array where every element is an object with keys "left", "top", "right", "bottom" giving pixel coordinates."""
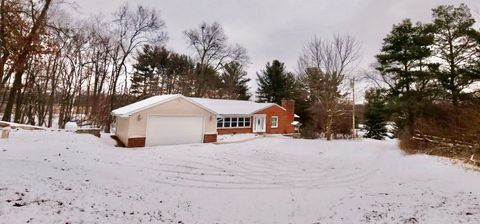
[
  {"left": 399, "top": 103, "right": 480, "bottom": 165},
  {"left": 306, "top": 101, "right": 354, "bottom": 139},
  {"left": 300, "top": 123, "right": 319, "bottom": 139}
]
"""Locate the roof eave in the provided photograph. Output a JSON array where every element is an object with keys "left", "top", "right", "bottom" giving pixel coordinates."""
[
  {"left": 112, "top": 113, "right": 130, "bottom": 118},
  {"left": 249, "top": 103, "right": 287, "bottom": 115},
  {"left": 111, "top": 94, "right": 182, "bottom": 117}
]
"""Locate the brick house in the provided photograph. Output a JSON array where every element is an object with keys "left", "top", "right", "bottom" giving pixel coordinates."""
[{"left": 112, "top": 94, "right": 297, "bottom": 147}]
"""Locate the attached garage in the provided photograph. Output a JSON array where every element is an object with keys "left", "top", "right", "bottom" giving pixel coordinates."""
[{"left": 112, "top": 95, "right": 218, "bottom": 147}]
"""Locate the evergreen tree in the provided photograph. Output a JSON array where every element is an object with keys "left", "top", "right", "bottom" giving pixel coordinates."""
[
  {"left": 130, "top": 45, "right": 168, "bottom": 99},
  {"left": 256, "top": 60, "right": 295, "bottom": 104},
  {"left": 376, "top": 19, "right": 436, "bottom": 135},
  {"left": 164, "top": 52, "right": 195, "bottom": 95},
  {"left": 364, "top": 88, "right": 388, "bottom": 140},
  {"left": 131, "top": 45, "right": 197, "bottom": 98},
  {"left": 431, "top": 4, "right": 480, "bottom": 106},
  {"left": 220, "top": 61, "right": 251, "bottom": 100},
  {"left": 193, "top": 63, "right": 221, "bottom": 98}
]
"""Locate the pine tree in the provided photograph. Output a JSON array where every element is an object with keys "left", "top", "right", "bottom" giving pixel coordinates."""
[
  {"left": 256, "top": 60, "right": 295, "bottom": 104},
  {"left": 194, "top": 63, "right": 221, "bottom": 98},
  {"left": 431, "top": 4, "right": 480, "bottom": 106},
  {"left": 220, "top": 61, "right": 251, "bottom": 100},
  {"left": 130, "top": 45, "right": 167, "bottom": 99},
  {"left": 131, "top": 45, "right": 198, "bottom": 98},
  {"left": 376, "top": 19, "right": 436, "bottom": 135},
  {"left": 364, "top": 88, "right": 388, "bottom": 140}
]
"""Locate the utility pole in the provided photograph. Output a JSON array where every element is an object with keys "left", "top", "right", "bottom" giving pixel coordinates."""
[{"left": 351, "top": 77, "right": 356, "bottom": 139}]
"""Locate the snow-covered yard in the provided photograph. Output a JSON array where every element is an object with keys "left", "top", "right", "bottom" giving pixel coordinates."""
[{"left": 1, "top": 130, "right": 479, "bottom": 224}]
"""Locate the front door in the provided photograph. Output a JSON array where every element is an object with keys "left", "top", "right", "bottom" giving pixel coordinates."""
[{"left": 253, "top": 114, "right": 266, "bottom": 133}]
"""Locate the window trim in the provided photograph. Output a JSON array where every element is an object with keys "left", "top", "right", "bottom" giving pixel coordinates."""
[
  {"left": 244, "top": 117, "right": 251, "bottom": 127},
  {"left": 217, "top": 117, "right": 224, "bottom": 128},
  {"left": 231, "top": 117, "right": 238, "bottom": 127},
  {"left": 224, "top": 117, "right": 231, "bottom": 128},
  {"left": 271, "top": 116, "right": 279, "bottom": 128}
]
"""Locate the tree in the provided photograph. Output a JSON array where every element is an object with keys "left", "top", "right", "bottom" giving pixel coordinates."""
[
  {"left": 219, "top": 61, "right": 251, "bottom": 100},
  {"left": 364, "top": 88, "right": 388, "bottom": 140},
  {"left": 431, "top": 4, "right": 480, "bottom": 106},
  {"left": 376, "top": 19, "right": 436, "bottom": 135},
  {"left": 0, "top": 0, "right": 25, "bottom": 90},
  {"left": 106, "top": 3, "right": 167, "bottom": 132},
  {"left": 130, "top": 44, "right": 197, "bottom": 99},
  {"left": 298, "top": 35, "right": 360, "bottom": 140},
  {"left": 256, "top": 60, "right": 295, "bottom": 104},
  {"left": 184, "top": 22, "right": 248, "bottom": 96},
  {"left": 130, "top": 45, "right": 166, "bottom": 98},
  {"left": 2, "top": 0, "right": 52, "bottom": 122},
  {"left": 165, "top": 52, "right": 196, "bottom": 96}
]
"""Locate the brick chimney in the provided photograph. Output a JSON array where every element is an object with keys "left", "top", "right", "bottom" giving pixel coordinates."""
[
  {"left": 281, "top": 99, "right": 295, "bottom": 118},
  {"left": 282, "top": 99, "right": 295, "bottom": 133}
]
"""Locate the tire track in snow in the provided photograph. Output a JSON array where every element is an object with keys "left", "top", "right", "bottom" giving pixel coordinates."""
[{"left": 129, "top": 145, "right": 386, "bottom": 190}]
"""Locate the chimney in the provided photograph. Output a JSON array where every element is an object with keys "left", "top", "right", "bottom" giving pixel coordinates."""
[{"left": 281, "top": 99, "right": 295, "bottom": 117}]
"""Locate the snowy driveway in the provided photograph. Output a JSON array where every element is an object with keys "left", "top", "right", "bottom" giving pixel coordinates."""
[{"left": 1, "top": 130, "right": 479, "bottom": 223}]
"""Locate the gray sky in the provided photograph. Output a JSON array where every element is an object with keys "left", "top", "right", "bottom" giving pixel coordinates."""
[{"left": 72, "top": 0, "right": 479, "bottom": 100}]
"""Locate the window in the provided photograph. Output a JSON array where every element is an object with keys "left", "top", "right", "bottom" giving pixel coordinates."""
[
  {"left": 217, "top": 118, "right": 224, "bottom": 128},
  {"left": 217, "top": 116, "right": 251, "bottom": 128},
  {"left": 224, "top": 117, "right": 231, "bottom": 127},
  {"left": 238, "top": 117, "right": 244, "bottom": 127},
  {"left": 271, "top": 116, "right": 278, "bottom": 128},
  {"left": 244, "top": 117, "right": 251, "bottom": 127}
]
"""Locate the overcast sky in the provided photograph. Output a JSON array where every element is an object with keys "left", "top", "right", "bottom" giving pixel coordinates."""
[{"left": 71, "top": 0, "right": 479, "bottom": 100}]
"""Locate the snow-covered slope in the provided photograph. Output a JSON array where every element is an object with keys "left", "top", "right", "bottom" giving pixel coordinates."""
[{"left": 1, "top": 130, "right": 479, "bottom": 223}]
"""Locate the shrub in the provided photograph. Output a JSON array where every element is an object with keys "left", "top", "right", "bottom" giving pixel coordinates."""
[{"left": 399, "top": 103, "right": 480, "bottom": 165}]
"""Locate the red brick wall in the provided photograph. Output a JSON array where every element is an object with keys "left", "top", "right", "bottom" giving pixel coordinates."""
[
  {"left": 203, "top": 134, "right": 218, "bottom": 143},
  {"left": 281, "top": 100, "right": 295, "bottom": 116},
  {"left": 217, "top": 127, "right": 252, "bottom": 135},
  {"left": 216, "top": 102, "right": 295, "bottom": 135},
  {"left": 127, "top": 137, "right": 146, "bottom": 147},
  {"left": 255, "top": 105, "right": 294, "bottom": 134}
]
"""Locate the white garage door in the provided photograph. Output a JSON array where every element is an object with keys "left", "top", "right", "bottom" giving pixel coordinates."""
[{"left": 145, "top": 116, "right": 204, "bottom": 146}]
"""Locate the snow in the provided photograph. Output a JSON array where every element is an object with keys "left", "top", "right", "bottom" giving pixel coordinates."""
[
  {"left": 111, "top": 94, "right": 282, "bottom": 118},
  {"left": 217, "top": 133, "right": 261, "bottom": 143},
  {"left": 1, "top": 130, "right": 480, "bottom": 223},
  {"left": 189, "top": 97, "right": 278, "bottom": 115},
  {"left": 0, "top": 121, "right": 46, "bottom": 130},
  {"left": 291, "top": 121, "right": 301, "bottom": 126},
  {"left": 64, "top": 122, "right": 78, "bottom": 130},
  {"left": 111, "top": 94, "right": 179, "bottom": 117}
]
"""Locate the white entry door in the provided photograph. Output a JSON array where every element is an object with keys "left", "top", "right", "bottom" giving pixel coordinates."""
[
  {"left": 145, "top": 116, "right": 204, "bottom": 146},
  {"left": 253, "top": 114, "right": 266, "bottom": 133}
]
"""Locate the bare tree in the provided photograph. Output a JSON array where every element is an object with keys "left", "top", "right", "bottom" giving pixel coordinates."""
[
  {"left": 105, "top": 3, "right": 167, "bottom": 132},
  {"left": 0, "top": 1, "right": 171, "bottom": 130},
  {"left": 298, "top": 35, "right": 361, "bottom": 140},
  {"left": 2, "top": 0, "right": 52, "bottom": 122},
  {"left": 184, "top": 22, "right": 248, "bottom": 96}
]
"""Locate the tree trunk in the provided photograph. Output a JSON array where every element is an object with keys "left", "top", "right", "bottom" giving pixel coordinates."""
[
  {"left": 2, "top": 70, "right": 23, "bottom": 121},
  {"left": 1, "top": 0, "right": 52, "bottom": 122},
  {"left": 13, "top": 87, "right": 23, "bottom": 122},
  {"left": 326, "top": 115, "right": 333, "bottom": 141}
]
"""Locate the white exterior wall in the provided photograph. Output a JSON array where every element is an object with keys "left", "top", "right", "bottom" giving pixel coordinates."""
[{"left": 115, "top": 116, "right": 130, "bottom": 145}]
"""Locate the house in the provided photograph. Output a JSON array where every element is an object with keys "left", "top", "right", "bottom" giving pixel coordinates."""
[{"left": 111, "top": 94, "right": 296, "bottom": 147}]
